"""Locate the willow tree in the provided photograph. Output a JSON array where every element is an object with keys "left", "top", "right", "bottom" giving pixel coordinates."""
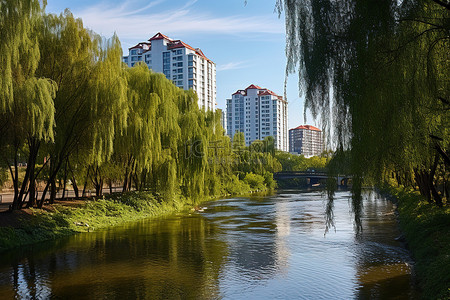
[
  {"left": 0, "top": 0, "right": 57, "bottom": 210},
  {"left": 112, "top": 64, "right": 181, "bottom": 195},
  {"left": 35, "top": 11, "right": 127, "bottom": 205},
  {"left": 277, "top": 0, "right": 449, "bottom": 211},
  {"left": 177, "top": 91, "right": 210, "bottom": 201}
]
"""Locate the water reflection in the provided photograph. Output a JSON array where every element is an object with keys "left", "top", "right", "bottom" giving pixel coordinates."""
[
  {"left": 0, "top": 215, "right": 227, "bottom": 299},
  {"left": 352, "top": 192, "right": 416, "bottom": 299},
  {"left": 0, "top": 190, "right": 418, "bottom": 299}
]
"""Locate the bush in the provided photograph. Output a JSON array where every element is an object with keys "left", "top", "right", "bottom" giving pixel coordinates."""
[
  {"left": 263, "top": 172, "right": 276, "bottom": 190},
  {"left": 386, "top": 186, "right": 450, "bottom": 300},
  {"left": 243, "top": 173, "right": 266, "bottom": 191},
  {"left": 224, "top": 175, "right": 251, "bottom": 195}
]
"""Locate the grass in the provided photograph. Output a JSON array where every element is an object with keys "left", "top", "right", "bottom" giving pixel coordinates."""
[
  {"left": 0, "top": 176, "right": 275, "bottom": 253},
  {"left": 0, "top": 192, "right": 192, "bottom": 252},
  {"left": 383, "top": 186, "right": 450, "bottom": 300}
]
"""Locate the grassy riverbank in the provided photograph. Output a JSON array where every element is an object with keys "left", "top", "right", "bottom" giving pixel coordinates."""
[
  {"left": 0, "top": 192, "right": 185, "bottom": 251},
  {"left": 0, "top": 174, "right": 273, "bottom": 252},
  {"left": 384, "top": 186, "right": 450, "bottom": 300}
]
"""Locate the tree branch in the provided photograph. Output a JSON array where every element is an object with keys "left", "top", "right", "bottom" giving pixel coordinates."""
[{"left": 430, "top": 0, "right": 450, "bottom": 10}]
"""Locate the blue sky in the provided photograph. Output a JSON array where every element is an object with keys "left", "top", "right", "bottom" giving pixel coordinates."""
[{"left": 45, "top": 0, "right": 316, "bottom": 129}]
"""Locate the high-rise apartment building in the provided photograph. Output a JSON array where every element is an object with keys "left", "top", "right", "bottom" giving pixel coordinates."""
[
  {"left": 289, "top": 125, "right": 324, "bottom": 157},
  {"left": 123, "top": 33, "right": 216, "bottom": 111},
  {"left": 226, "top": 84, "right": 288, "bottom": 151}
]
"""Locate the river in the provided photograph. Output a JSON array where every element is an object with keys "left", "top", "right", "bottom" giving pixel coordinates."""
[{"left": 0, "top": 190, "right": 418, "bottom": 299}]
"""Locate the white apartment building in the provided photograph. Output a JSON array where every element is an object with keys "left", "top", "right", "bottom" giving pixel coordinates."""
[
  {"left": 226, "top": 84, "right": 288, "bottom": 151},
  {"left": 289, "top": 125, "right": 324, "bottom": 157},
  {"left": 123, "top": 32, "right": 216, "bottom": 111}
]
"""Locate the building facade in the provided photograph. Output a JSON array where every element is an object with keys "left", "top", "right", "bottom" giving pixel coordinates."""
[
  {"left": 123, "top": 33, "right": 216, "bottom": 111},
  {"left": 289, "top": 125, "right": 323, "bottom": 157},
  {"left": 226, "top": 84, "right": 288, "bottom": 151}
]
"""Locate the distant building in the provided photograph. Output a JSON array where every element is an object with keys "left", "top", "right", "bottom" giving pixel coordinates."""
[
  {"left": 226, "top": 84, "right": 288, "bottom": 151},
  {"left": 289, "top": 125, "right": 323, "bottom": 157},
  {"left": 123, "top": 32, "right": 216, "bottom": 111},
  {"left": 216, "top": 108, "right": 227, "bottom": 135}
]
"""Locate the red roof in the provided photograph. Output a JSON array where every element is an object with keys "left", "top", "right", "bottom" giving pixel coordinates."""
[
  {"left": 128, "top": 42, "right": 151, "bottom": 50},
  {"left": 145, "top": 33, "right": 213, "bottom": 63},
  {"left": 149, "top": 32, "right": 173, "bottom": 41},
  {"left": 232, "top": 85, "right": 285, "bottom": 100},
  {"left": 232, "top": 90, "right": 246, "bottom": 96},
  {"left": 168, "top": 40, "right": 196, "bottom": 51},
  {"left": 258, "top": 89, "right": 279, "bottom": 97},
  {"left": 245, "top": 84, "right": 262, "bottom": 90},
  {"left": 129, "top": 43, "right": 143, "bottom": 50},
  {"left": 195, "top": 48, "right": 213, "bottom": 63},
  {"left": 290, "top": 125, "right": 321, "bottom": 132}
]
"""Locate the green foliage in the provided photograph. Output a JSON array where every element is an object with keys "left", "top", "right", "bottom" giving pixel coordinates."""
[
  {"left": 275, "top": 152, "right": 329, "bottom": 172},
  {"left": 279, "top": 0, "right": 449, "bottom": 206},
  {"left": 243, "top": 173, "right": 266, "bottom": 191},
  {"left": 384, "top": 186, "right": 450, "bottom": 300},
  {"left": 0, "top": 2, "right": 280, "bottom": 212},
  {"left": 224, "top": 175, "right": 251, "bottom": 195},
  {"left": 0, "top": 0, "right": 43, "bottom": 112},
  {"left": 0, "top": 192, "right": 191, "bottom": 252}
]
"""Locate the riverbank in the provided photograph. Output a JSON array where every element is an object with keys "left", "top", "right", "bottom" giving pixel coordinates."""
[
  {"left": 382, "top": 186, "right": 450, "bottom": 300},
  {"left": 0, "top": 179, "right": 273, "bottom": 252}
]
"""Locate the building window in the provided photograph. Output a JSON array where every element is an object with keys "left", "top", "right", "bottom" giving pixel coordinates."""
[{"left": 131, "top": 49, "right": 137, "bottom": 55}]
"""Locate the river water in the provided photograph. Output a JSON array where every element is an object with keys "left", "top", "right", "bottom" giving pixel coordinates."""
[{"left": 0, "top": 190, "right": 418, "bottom": 299}]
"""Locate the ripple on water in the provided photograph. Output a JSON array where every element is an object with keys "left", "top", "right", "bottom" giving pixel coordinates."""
[{"left": 0, "top": 190, "right": 419, "bottom": 299}]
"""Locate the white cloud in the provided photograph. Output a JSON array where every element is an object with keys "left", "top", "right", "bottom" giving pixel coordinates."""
[
  {"left": 72, "top": 0, "right": 284, "bottom": 40},
  {"left": 217, "top": 61, "right": 247, "bottom": 71}
]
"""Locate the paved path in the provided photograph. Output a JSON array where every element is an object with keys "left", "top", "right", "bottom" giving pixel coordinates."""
[{"left": 0, "top": 187, "right": 123, "bottom": 212}]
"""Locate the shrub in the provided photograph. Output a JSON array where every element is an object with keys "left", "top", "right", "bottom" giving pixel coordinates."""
[{"left": 243, "top": 173, "right": 266, "bottom": 191}]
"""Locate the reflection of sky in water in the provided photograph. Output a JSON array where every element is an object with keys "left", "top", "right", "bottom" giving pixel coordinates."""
[{"left": 0, "top": 190, "right": 418, "bottom": 299}]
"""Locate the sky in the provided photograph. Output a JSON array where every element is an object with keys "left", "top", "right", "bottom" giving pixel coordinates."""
[{"left": 45, "top": 0, "right": 317, "bottom": 129}]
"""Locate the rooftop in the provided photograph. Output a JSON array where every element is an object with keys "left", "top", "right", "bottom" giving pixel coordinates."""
[
  {"left": 125, "top": 32, "right": 213, "bottom": 62},
  {"left": 232, "top": 84, "right": 284, "bottom": 101},
  {"left": 290, "top": 125, "right": 322, "bottom": 132}
]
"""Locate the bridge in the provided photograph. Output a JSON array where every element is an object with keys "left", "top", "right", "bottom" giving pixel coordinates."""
[{"left": 273, "top": 171, "right": 351, "bottom": 187}]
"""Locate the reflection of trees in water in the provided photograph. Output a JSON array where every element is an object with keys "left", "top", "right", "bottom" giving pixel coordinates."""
[
  {"left": 350, "top": 192, "right": 417, "bottom": 299},
  {"left": 2, "top": 215, "right": 228, "bottom": 299},
  {"left": 325, "top": 184, "right": 365, "bottom": 236}
]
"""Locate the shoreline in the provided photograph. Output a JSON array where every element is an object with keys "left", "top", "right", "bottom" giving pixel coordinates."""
[
  {"left": 0, "top": 188, "right": 272, "bottom": 252},
  {"left": 379, "top": 185, "right": 450, "bottom": 300}
]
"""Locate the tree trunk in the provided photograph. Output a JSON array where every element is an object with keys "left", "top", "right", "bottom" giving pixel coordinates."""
[
  {"left": 122, "top": 170, "right": 128, "bottom": 193},
  {"left": 95, "top": 179, "right": 103, "bottom": 197},
  {"left": 61, "top": 159, "right": 68, "bottom": 200},
  {"left": 49, "top": 178, "right": 57, "bottom": 204},
  {"left": 72, "top": 176, "right": 79, "bottom": 198},
  {"left": 9, "top": 151, "right": 20, "bottom": 211},
  {"left": 82, "top": 168, "right": 90, "bottom": 197},
  {"left": 38, "top": 157, "right": 65, "bottom": 208},
  {"left": 133, "top": 172, "right": 139, "bottom": 191},
  {"left": 429, "top": 155, "right": 443, "bottom": 207}
]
